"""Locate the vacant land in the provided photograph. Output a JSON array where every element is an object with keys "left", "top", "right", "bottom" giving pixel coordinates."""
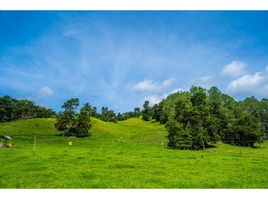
[{"left": 0, "top": 118, "right": 267, "bottom": 188}]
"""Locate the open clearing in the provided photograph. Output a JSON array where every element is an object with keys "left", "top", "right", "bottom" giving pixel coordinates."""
[{"left": 0, "top": 118, "right": 267, "bottom": 188}]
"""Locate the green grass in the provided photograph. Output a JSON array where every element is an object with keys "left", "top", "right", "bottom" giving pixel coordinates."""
[{"left": 0, "top": 118, "right": 268, "bottom": 188}]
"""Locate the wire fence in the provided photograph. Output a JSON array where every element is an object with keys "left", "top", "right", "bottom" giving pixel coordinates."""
[{"left": 0, "top": 135, "right": 267, "bottom": 160}]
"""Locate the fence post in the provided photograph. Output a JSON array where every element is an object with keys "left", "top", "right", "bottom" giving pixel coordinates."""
[{"left": 33, "top": 136, "right": 37, "bottom": 152}]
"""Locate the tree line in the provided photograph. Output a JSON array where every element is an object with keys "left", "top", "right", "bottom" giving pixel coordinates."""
[
  {"left": 54, "top": 98, "right": 142, "bottom": 137},
  {"left": 142, "top": 86, "right": 267, "bottom": 149},
  {"left": 54, "top": 86, "right": 268, "bottom": 149},
  {"left": 0, "top": 95, "right": 56, "bottom": 122},
  {"left": 0, "top": 95, "right": 142, "bottom": 125},
  {"left": 1, "top": 86, "right": 268, "bottom": 149},
  {"left": 74, "top": 105, "right": 141, "bottom": 122}
]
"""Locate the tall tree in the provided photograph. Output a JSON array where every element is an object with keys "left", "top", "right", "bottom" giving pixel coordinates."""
[
  {"left": 62, "top": 98, "right": 79, "bottom": 111},
  {"left": 117, "top": 112, "right": 124, "bottom": 121},
  {"left": 260, "top": 99, "right": 268, "bottom": 138},
  {"left": 55, "top": 98, "right": 79, "bottom": 136},
  {"left": 166, "top": 98, "right": 192, "bottom": 149},
  {"left": 142, "top": 100, "right": 152, "bottom": 121},
  {"left": 101, "top": 107, "right": 117, "bottom": 122},
  {"left": 189, "top": 86, "right": 210, "bottom": 149},
  {"left": 229, "top": 112, "right": 262, "bottom": 147},
  {"left": 68, "top": 103, "right": 92, "bottom": 137},
  {"left": 206, "top": 86, "right": 223, "bottom": 143},
  {"left": 0, "top": 96, "right": 17, "bottom": 122},
  {"left": 55, "top": 99, "right": 92, "bottom": 137},
  {"left": 134, "top": 107, "right": 141, "bottom": 118}
]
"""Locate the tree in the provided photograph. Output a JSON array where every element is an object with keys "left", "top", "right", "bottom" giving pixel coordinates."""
[
  {"left": 152, "top": 104, "right": 160, "bottom": 121},
  {"left": 55, "top": 98, "right": 79, "bottom": 136},
  {"left": 142, "top": 100, "right": 152, "bottom": 121},
  {"left": 117, "top": 112, "right": 124, "bottom": 121},
  {"left": 15, "top": 100, "right": 37, "bottom": 119},
  {"left": 158, "top": 91, "right": 191, "bottom": 124},
  {"left": 208, "top": 86, "right": 222, "bottom": 116},
  {"left": 228, "top": 112, "right": 262, "bottom": 147},
  {"left": 188, "top": 86, "right": 211, "bottom": 149},
  {"left": 206, "top": 86, "right": 223, "bottom": 143},
  {"left": 166, "top": 118, "right": 192, "bottom": 149},
  {"left": 0, "top": 96, "right": 17, "bottom": 122},
  {"left": 260, "top": 99, "right": 268, "bottom": 138},
  {"left": 68, "top": 104, "right": 92, "bottom": 137},
  {"left": 0, "top": 96, "right": 56, "bottom": 122},
  {"left": 166, "top": 98, "right": 192, "bottom": 149},
  {"left": 91, "top": 107, "right": 98, "bottom": 117},
  {"left": 55, "top": 99, "right": 92, "bottom": 137},
  {"left": 134, "top": 107, "right": 141, "bottom": 118},
  {"left": 55, "top": 111, "right": 74, "bottom": 134},
  {"left": 36, "top": 107, "right": 56, "bottom": 118},
  {"left": 205, "top": 115, "right": 221, "bottom": 144},
  {"left": 75, "top": 112, "right": 92, "bottom": 137},
  {"left": 80, "top": 103, "right": 93, "bottom": 116},
  {"left": 219, "top": 97, "right": 264, "bottom": 146},
  {"left": 101, "top": 107, "right": 117, "bottom": 122},
  {"left": 62, "top": 98, "right": 79, "bottom": 111},
  {"left": 166, "top": 86, "right": 221, "bottom": 150},
  {"left": 188, "top": 107, "right": 209, "bottom": 150}
]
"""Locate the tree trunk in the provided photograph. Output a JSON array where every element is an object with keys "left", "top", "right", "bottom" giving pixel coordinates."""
[{"left": 201, "top": 139, "right": 205, "bottom": 150}]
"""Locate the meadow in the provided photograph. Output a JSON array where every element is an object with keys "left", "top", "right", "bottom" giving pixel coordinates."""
[{"left": 0, "top": 118, "right": 267, "bottom": 188}]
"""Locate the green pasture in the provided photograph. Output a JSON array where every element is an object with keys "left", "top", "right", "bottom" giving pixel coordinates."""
[{"left": 0, "top": 118, "right": 267, "bottom": 188}]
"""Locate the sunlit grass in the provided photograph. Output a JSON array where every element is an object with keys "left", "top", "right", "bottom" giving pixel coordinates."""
[{"left": 0, "top": 118, "right": 267, "bottom": 188}]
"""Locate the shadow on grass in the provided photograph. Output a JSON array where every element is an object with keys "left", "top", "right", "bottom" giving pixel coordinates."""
[{"left": 222, "top": 141, "right": 266, "bottom": 149}]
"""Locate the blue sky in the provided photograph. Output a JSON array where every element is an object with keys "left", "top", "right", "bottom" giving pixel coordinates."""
[{"left": 1, "top": 11, "right": 268, "bottom": 112}]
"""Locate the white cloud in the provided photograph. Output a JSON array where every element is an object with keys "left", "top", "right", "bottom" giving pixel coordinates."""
[
  {"left": 144, "top": 95, "right": 165, "bottom": 105},
  {"left": 131, "top": 78, "right": 174, "bottom": 92},
  {"left": 192, "top": 75, "right": 214, "bottom": 88},
  {"left": 221, "top": 61, "right": 247, "bottom": 78},
  {"left": 168, "top": 88, "right": 185, "bottom": 94},
  {"left": 197, "top": 75, "right": 213, "bottom": 82},
  {"left": 226, "top": 66, "right": 268, "bottom": 97},
  {"left": 195, "top": 76, "right": 213, "bottom": 84},
  {"left": 38, "top": 86, "right": 53, "bottom": 96},
  {"left": 143, "top": 88, "right": 185, "bottom": 106}
]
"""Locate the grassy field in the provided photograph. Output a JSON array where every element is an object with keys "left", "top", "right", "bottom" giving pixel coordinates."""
[{"left": 0, "top": 118, "right": 267, "bottom": 188}]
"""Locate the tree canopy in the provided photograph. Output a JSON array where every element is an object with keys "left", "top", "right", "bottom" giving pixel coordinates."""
[
  {"left": 0, "top": 95, "right": 56, "bottom": 122},
  {"left": 55, "top": 98, "right": 92, "bottom": 137},
  {"left": 150, "top": 86, "right": 265, "bottom": 149}
]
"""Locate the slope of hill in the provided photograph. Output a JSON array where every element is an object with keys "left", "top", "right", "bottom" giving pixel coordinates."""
[
  {"left": 0, "top": 118, "right": 58, "bottom": 137},
  {"left": 0, "top": 118, "right": 268, "bottom": 188}
]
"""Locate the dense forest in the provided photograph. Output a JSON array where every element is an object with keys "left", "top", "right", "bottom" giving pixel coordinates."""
[
  {"left": 1, "top": 85, "right": 268, "bottom": 149},
  {"left": 0, "top": 95, "right": 56, "bottom": 121},
  {"left": 150, "top": 86, "right": 268, "bottom": 149}
]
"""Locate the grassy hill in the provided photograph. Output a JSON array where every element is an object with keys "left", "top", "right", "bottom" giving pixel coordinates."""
[{"left": 0, "top": 118, "right": 268, "bottom": 188}]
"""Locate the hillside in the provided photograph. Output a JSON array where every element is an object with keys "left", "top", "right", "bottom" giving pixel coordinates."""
[
  {"left": 0, "top": 118, "right": 268, "bottom": 188},
  {"left": 0, "top": 117, "right": 167, "bottom": 146}
]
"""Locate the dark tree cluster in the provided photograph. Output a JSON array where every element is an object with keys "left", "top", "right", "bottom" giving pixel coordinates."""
[
  {"left": 54, "top": 101, "right": 141, "bottom": 123},
  {"left": 142, "top": 101, "right": 153, "bottom": 121},
  {"left": 93, "top": 107, "right": 142, "bottom": 122},
  {"left": 0, "top": 95, "right": 56, "bottom": 122},
  {"left": 55, "top": 98, "right": 92, "bottom": 137},
  {"left": 117, "top": 107, "right": 141, "bottom": 121},
  {"left": 100, "top": 107, "right": 117, "bottom": 122},
  {"left": 149, "top": 86, "right": 266, "bottom": 149}
]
